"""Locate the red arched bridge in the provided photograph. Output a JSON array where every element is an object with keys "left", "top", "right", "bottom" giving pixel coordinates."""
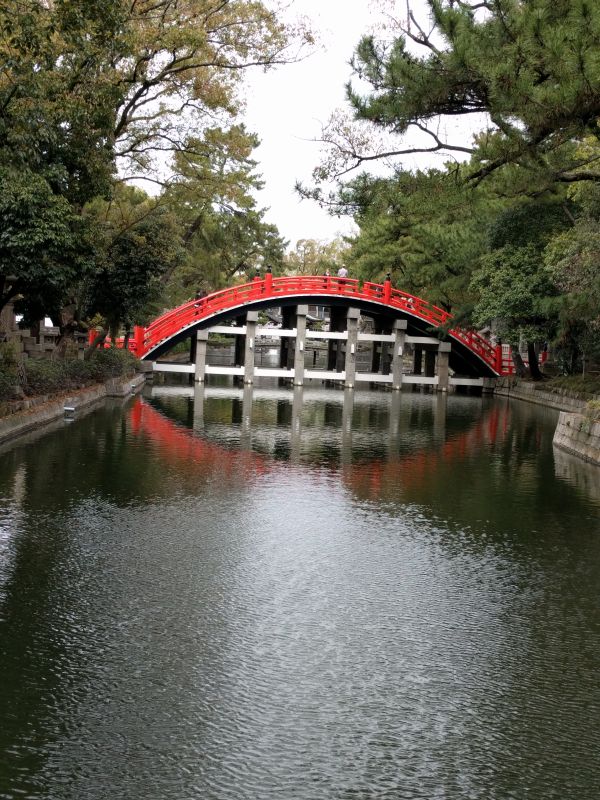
[{"left": 104, "top": 275, "right": 519, "bottom": 377}]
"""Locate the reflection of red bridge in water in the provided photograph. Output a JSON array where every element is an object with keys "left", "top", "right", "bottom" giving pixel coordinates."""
[
  {"left": 345, "top": 404, "right": 512, "bottom": 500},
  {"left": 100, "top": 276, "right": 539, "bottom": 376},
  {"left": 129, "top": 398, "right": 269, "bottom": 484},
  {"left": 129, "top": 397, "right": 512, "bottom": 499}
]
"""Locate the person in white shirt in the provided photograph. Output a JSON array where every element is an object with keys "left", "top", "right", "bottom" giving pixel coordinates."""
[{"left": 337, "top": 265, "right": 348, "bottom": 278}]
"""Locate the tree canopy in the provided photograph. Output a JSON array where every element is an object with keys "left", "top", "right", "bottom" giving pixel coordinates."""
[{"left": 0, "top": 0, "right": 306, "bottom": 346}]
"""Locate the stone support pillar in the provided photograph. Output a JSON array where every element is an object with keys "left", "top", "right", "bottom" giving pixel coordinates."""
[
  {"left": 293, "top": 305, "right": 308, "bottom": 386},
  {"left": 437, "top": 342, "right": 451, "bottom": 392},
  {"left": 391, "top": 319, "right": 408, "bottom": 390},
  {"left": 244, "top": 310, "right": 258, "bottom": 384},
  {"left": 194, "top": 329, "right": 209, "bottom": 383},
  {"left": 344, "top": 307, "right": 360, "bottom": 389}
]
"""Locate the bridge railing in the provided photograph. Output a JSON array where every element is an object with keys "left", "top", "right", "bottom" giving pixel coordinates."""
[{"left": 135, "top": 276, "right": 507, "bottom": 374}]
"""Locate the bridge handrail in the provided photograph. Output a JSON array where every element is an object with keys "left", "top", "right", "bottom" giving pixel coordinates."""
[{"left": 139, "top": 276, "right": 499, "bottom": 372}]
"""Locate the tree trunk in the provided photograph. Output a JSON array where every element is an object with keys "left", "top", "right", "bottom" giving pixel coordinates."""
[
  {"left": 122, "top": 326, "right": 131, "bottom": 351},
  {"left": 511, "top": 348, "right": 528, "bottom": 378},
  {"left": 527, "top": 341, "right": 543, "bottom": 381},
  {"left": 84, "top": 329, "right": 108, "bottom": 358},
  {"left": 52, "top": 303, "right": 85, "bottom": 359}
]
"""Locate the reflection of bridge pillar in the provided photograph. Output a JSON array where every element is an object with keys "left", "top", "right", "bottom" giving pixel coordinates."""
[
  {"left": 344, "top": 307, "right": 360, "bottom": 388},
  {"left": 388, "top": 389, "right": 403, "bottom": 454},
  {"left": 290, "top": 386, "right": 303, "bottom": 462},
  {"left": 293, "top": 305, "right": 308, "bottom": 385},
  {"left": 328, "top": 306, "right": 346, "bottom": 372},
  {"left": 244, "top": 311, "right": 258, "bottom": 384},
  {"left": 193, "top": 383, "right": 205, "bottom": 431},
  {"left": 341, "top": 388, "right": 354, "bottom": 465},
  {"left": 240, "top": 384, "right": 253, "bottom": 450},
  {"left": 194, "top": 329, "right": 209, "bottom": 382},
  {"left": 437, "top": 342, "right": 451, "bottom": 392},
  {"left": 280, "top": 307, "right": 295, "bottom": 369},
  {"left": 391, "top": 319, "right": 407, "bottom": 390},
  {"left": 433, "top": 392, "right": 447, "bottom": 441}
]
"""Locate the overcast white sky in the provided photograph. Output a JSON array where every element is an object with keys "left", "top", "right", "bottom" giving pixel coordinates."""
[
  {"left": 242, "top": 1, "right": 387, "bottom": 249},
  {"left": 242, "top": 1, "right": 479, "bottom": 250}
]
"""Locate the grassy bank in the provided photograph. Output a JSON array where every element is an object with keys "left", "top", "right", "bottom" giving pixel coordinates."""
[{"left": 541, "top": 374, "right": 600, "bottom": 401}]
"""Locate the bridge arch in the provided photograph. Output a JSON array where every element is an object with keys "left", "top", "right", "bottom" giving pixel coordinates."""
[{"left": 132, "top": 276, "right": 502, "bottom": 377}]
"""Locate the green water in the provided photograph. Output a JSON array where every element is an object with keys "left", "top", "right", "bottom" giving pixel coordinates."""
[{"left": 0, "top": 385, "right": 598, "bottom": 799}]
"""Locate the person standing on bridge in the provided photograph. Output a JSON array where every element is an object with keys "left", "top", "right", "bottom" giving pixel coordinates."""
[
  {"left": 193, "top": 288, "right": 207, "bottom": 309},
  {"left": 337, "top": 264, "right": 348, "bottom": 291}
]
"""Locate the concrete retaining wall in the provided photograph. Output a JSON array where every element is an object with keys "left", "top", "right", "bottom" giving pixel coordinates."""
[
  {"left": 553, "top": 412, "right": 600, "bottom": 466},
  {"left": 0, "top": 373, "right": 145, "bottom": 445},
  {"left": 494, "top": 378, "right": 588, "bottom": 413}
]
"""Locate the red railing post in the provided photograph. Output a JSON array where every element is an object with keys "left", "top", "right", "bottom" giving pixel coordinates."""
[
  {"left": 494, "top": 344, "right": 503, "bottom": 374},
  {"left": 87, "top": 328, "right": 96, "bottom": 347},
  {"left": 383, "top": 273, "right": 392, "bottom": 304},
  {"left": 265, "top": 265, "right": 273, "bottom": 295},
  {"left": 134, "top": 325, "right": 145, "bottom": 357}
]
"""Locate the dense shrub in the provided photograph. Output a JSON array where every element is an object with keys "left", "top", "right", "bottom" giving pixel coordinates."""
[
  {"left": 546, "top": 374, "right": 600, "bottom": 400},
  {"left": 585, "top": 399, "right": 600, "bottom": 421},
  {"left": 86, "top": 348, "right": 137, "bottom": 380},
  {"left": 0, "top": 347, "right": 138, "bottom": 406},
  {"left": 0, "top": 343, "right": 19, "bottom": 401}
]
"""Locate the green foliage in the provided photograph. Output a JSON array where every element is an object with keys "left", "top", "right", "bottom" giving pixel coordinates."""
[
  {"left": 0, "top": 0, "right": 123, "bottom": 204},
  {"left": 0, "top": 167, "right": 86, "bottom": 314},
  {"left": 165, "top": 208, "right": 286, "bottom": 306},
  {"left": 470, "top": 244, "right": 558, "bottom": 345},
  {"left": 0, "top": 342, "right": 19, "bottom": 401},
  {"left": 342, "top": 167, "right": 502, "bottom": 312},
  {"left": 85, "top": 349, "right": 138, "bottom": 380},
  {"left": 0, "top": 0, "right": 298, "bottom": 332},
  {"left": 284, "top": 238, "right": 349, "bottom": 277},
  {"left": 586, "top": 400, "right": 600, "bottom": 420},
  {"left": 83, "top": 188, "right": 185, "bottom": 333},
  {"left": 544, "top": 375, "right": 600, "bottom": 401},
  {"left": 0, "top": 349, "right": 137, "bottom": 403},
  {"left": 348, "top": 0, "right": 600, "bottom": 187}
]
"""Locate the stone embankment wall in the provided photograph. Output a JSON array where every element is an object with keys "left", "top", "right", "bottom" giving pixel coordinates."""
[
  {"left": 553, "top": 412, "right": 600, "bottom": 466},
  {"left": 493, "top": 378, "right": 588, "bottom": 413},
  {"left": 494, "top": 378, "right": 600, "bottom": 467},
  {"left": 0, "top": 373, "right": 145, "bottom": 445}
]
